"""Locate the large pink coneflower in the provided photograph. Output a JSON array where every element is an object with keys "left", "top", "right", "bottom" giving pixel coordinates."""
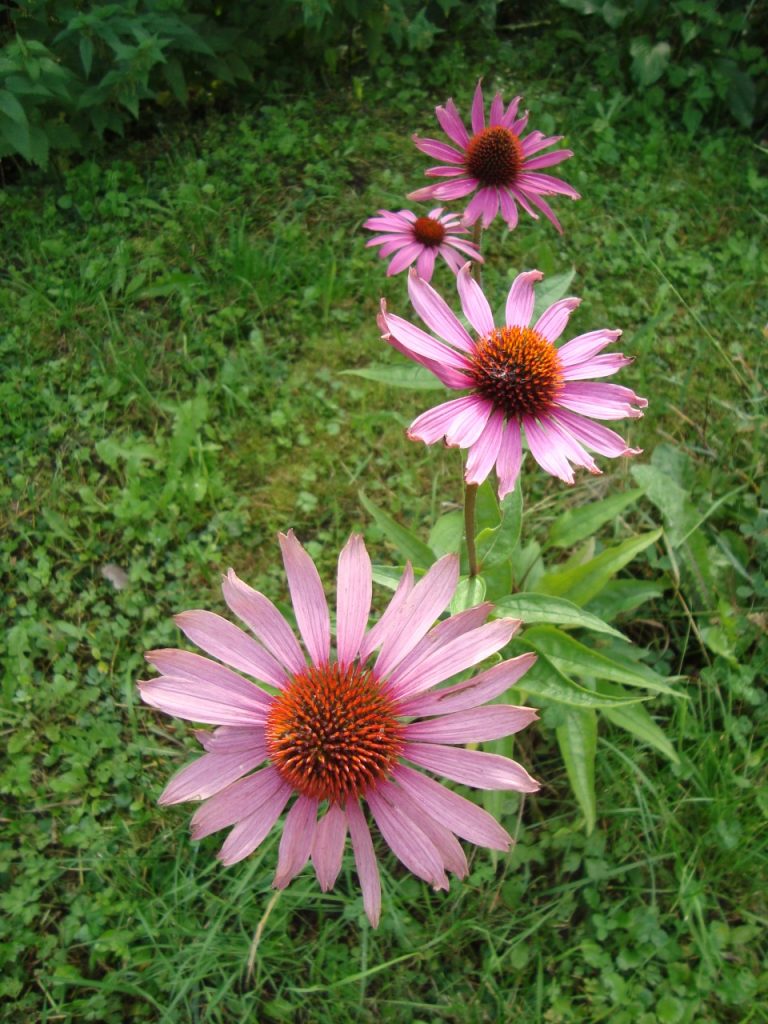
[
  {"left": 139, "top": 533, "right": 538, "bottom": 926},
  {"left": 378, "top": 266, "right": 647, "bottom": 498},
  {"left": 409, "top": 79, "right": 579, "bottom": 233},
  {"left": 363, "top": 207, "right": 483, "bottom": 281}
]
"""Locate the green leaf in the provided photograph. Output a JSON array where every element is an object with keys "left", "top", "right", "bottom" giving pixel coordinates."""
[
  {"left": 532, "top": 267, "right": 576, "bottom": 321},
  {"left": 494, "top": 593, "right": 626, "bottom": 639},
  {"left": 359, "top": 491, "right": 434, "bottom": 568},
  {"left": 547, "top": 488, "right": 644, "bottom": 548},
  {"left": 164, "top": 57, "right": 187, "bottom": 104},
  {"left": 341, "top": 364, "right": 444, "bottom": 390},
  {"left": 523, "top": 625, "right": 679, "bottom": 696},
  {"left": 535, "top": 529, "right": 662, "bottom": 606},
  {"left": 450, "top": 574, "right": 486, "bottom": 614},
  {"left": 630, "top": 36, "right": 671, "bottom": 87},
  {"left": 0, "top": 112, "right": 32, "bottom": 160},
  {"left": 586, "top": 578, "right": 666, "bottom": 620},
  {"left": 0, "top": 88, "right": 28, "bottom": 126},
  {"left": 428, "top": 511, "right": 462, "bottom": 557},
  {"left": 371, "top": 564, "right": 408, "bottom": 591},
  {"left": 477, "top": 484, "right": 523, "bottom": 567},
  {"left": 513, "top": 646, "right": 648, "bottom": 708},
  {"left": 79, "top": 35, "right": 94, "bottom": 78},
  {"left": 599, "top": 682, "right": 679, "bottom": 763},
  {"left": 556, "top": 708, "right": 597, "bottom": 833}
]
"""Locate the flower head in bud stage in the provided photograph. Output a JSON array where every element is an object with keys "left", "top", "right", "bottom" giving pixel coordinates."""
[
  {"left": 363, "top": 207, "right": 483, "bottom": 281},
  {"left": 139, "top": 532, "right": 538, "bottom": 927},
  {"left": 378, "top": 266, "right": 647, "bottom": 498},
  {"left": 409, "top": 79, "right": 579, "bottom": 233}
]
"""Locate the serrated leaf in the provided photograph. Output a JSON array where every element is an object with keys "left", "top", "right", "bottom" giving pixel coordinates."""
[
  {"left": 341, "top": 364, "right": 444, "bottom": 390},
  {"left": 0, "top": 88, "right": 28, "bottom": 126},
  {"left": 556, "top": 708, "right": 597, "bottom": 833},
  {"left": 599, "top": 682, "right": 679, "bottom": 763},
  {"left": 494, "top": 593, "right": 625, "bottom": 639},
  {"left": 523, "top": 624, "right": 678, "bottom": 696},
  {"left": 359, "top": 491, "right": 434, "bottom": 568},
  {"left": 535, "top": 529, "right": 662, "bottom": 606},
  {"left": 547, "top": 488, "right": 644, "bottom": 548}
]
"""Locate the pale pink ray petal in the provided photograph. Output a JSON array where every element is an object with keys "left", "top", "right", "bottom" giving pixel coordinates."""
[
  {"left": 557, "top": 381, "right": 647, "bottom": 420},
  {"left": 394, "top": 764, "right": 512, "bottom": 850},
  {"left": 381, "top": 309, "right": 474, "bottom": 373},
  {"left": 416, "top": 247, "right": 437, "bottom": 281},
  {"left": 498, "top": 187, "right": 519, "bottom": 230},
  {"left": 191, "top": 765, "right": 286, "bottom": 839},
  {"left": 221, "top": 570, "right": 305, "bottom": 677},
  {"left": 428, "top": 177, "right": 479, "bottom": 200},
  {"left": 278, "top": 530, "right": 331, "bottom": 666},
  {"left": 523, "top": 148, "right": 574, "bottom": 170},
  {"left": 195, "top": 725, "right": 267, "bottom": 754},
  {"left": 407, "top": 183, "right": 443, "bottom": 202},
  {"left": 390, "top": 602, "right": 493, "bottom": 684},
  {"left": 377, "top": 780, "right": 467, "bottom": 878},
  {"left": 364, "top": 213, "right": 412, "bottom": 230},
  {"left": 398, "top": 652, "right": 535, "bottom": 717},
  {"left": 377, "top": 239, "right": 412, "bottom": 259},
  {"left": 174, "top": 610, "right": 288, "bottom": 688},
  {"left": 411, "top": 135, "right": 465, "bottom": 162},
  {"left": 387, "top": 243, "right": 423, "bottom": 276},
  {"left": 522, "top": 190, "right": 564, "bottom": 232},
  {"left": 389, "top": 617, "right": 520, "bottom": 700},
  {"left": 521, "top": 130, "right": 562, "bottom": 156},
  {"left": 552, "top": 409, "right": 643, "bottom": 457},
  {"left": 440, "top": 245, "right": 466, "bottom": 274},
  {"left": 217, "top": 782, "right": 292, "bottom": 866},
  {"left": 505, "top": 269, "right": 544, "bottom": 327},
  {"left": 436, "top": 98, "right": 470, "bottom": 147},
  {"left": 425, "top": 165, "right": 468, "bottom": 178},
  {"left": 470, "top": 79, "right": 485, "bottom": 134},
  {"left": 443, "top": 397, "right": 495, "bottom": 448},
  {"left": 404, "top": 742, "right": 540, "bottom": 792},
  {"left": 443, "top": 236, "right": 485, "bottom": 260},
  {"left": 311, "top": 804, "right": 347, "bottom": 891},
  {"left": 146, "top": 648, "right": 274, "bottom": 700},
  {"left": 562, "top": 352, "right": 633, "bottom": 380},
  {"left": 542, "top": 414, "right": 601, "bottom": 474},
  {"left": 496, "top": 418, "right": 524, "bottom": 499},
  {"left": 511, "top": 112, "right": 529, "bottom": 135},
  {"left": 138, "top": 676, "right": 269, "bottom": 727},
  {"left": 489, "top": 91, "right": 505, "bottom": 126},
  {"left": 464, "top": 186, "right": 499, "bottom": 228},
  {"left": 557, "top": 328, "right": 622, "bottom": 367},
  {"left": 159, "top": 746, "right": 267, "bottom": 805},
  {"left": 274, "top": 795, "right": 318, "bottom": 889},
  {"left": 366, "top": 233, "right": 410, "bottom": 249},
  {"left": 359, "top": 562, "right": 414, "bottom": 662},
  {"left": 346, "top": 800, "right": 381, "bottom": 927},
  {"left": 375, "top": 555, "right": 459, "bottom": 679},
  {"left": 510, "top": 186, "right": 539, "bottom": 219},
  {"left": 500, "top": 96, "right": 522, "bottom": 127},
  {"left": 407, "top": 395, "right": 488, "bottom": 446},
  {"left": 457, "top": 263, "right": 495, "bottom": 335},
  {"left": 465, "top": 409, "right": 505, "bottom": 486},
  {"left": 336, "top": 534, "right": 372, "bottom": 668},
  {"left": 407, "top": 269, "right": 474, "bottom": 352},
  {"left": 380, "top": 304, "right": 474, "bottom": 390},
  {"left": 533, "top": 296, "right": 581, "bottom": 344},
  {"left": 523, "top": 415, "right": 575, "bottom": 483},
  {"left": 403, "top": 705, "right": 538, "bottom": 744},
  {"left": 518, "top": 171, "right": 581, "bottom": 198},
  {"left": 367, "top": 788, "right": 449, "bottom": 889}
]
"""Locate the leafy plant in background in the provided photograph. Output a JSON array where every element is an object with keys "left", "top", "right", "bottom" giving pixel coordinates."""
[{"left": 555, "top": 0, "right": 768, "bottom": 129}]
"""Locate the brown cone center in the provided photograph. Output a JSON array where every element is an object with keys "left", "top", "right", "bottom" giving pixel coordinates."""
[
  {"left": 465, "top": 126, "right": 523, "bottom": 187},
  {"left": 470, "top": 325, "right": 564, "bottom": 418},
  {"left": 413, "top": 216, "right": 446, "bottom": 247}
]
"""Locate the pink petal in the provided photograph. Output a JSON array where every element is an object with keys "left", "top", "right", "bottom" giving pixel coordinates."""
[
  {"left": 464, "top": 186, "right": 500, "bottom": 228},
  {"left": 138, "top": 675, "right": 269, "bottom": 727},
  {"left": 425, "top": 164, "right": 467, "bottom": 178},
  {"left": 522, "top": 415, "right": 575, "bottom": 483},
  {"left": 312, "top": 803, "right": 347, "bottom": 891},
  {"left": 551, "top": 409, "right": 642, "bottom": 457},
  {"left": 443, "top": 397, "right": 494, "bottom": 448},
  {"left": 407, "top": 395, "right": 489, "bottom": 446},
  {"left": 510, "top": 186, "right": 539, "bottom": 219},
  {"left": 403, "top": 704, "right": 538, "bottom": 743},
  {"left": 457, "top": 262, "right": 494, "bottom": 335},
  {"left": 378, "top": 780, "right": 467, "bottom": 877},
  {"left": 221, "top": 570, "right": 305, "bottom": 677},
  {"left": 195, "top": 725, "right": 266, "bottom": 753},
  {"left": 470, "top": 79, "right": 485, "bottom": 134},
  {"left": 359, "top": 562, "right": 414, "bottom": 662},
  {"left": 146, "top": 648, "right": 273, "bottom": 702},
  {"left": 518, "top": 171, "right": 580, "bottom": 199},
  {"left": 496, "top": 418, "right": 523, "bottom": 499},
  {"left": 489, "top": 91, "right": 505, "bottom": 126},
  {"left": 404, "top": 742, "right": 540, "bottom": 792},
  {"left": 336, "top": 534, "right": 372, "bottom": 668},
  {"left": 394, "top": 764, "right": 512, "bottom": 850},
  {"left": 521, "top": 131, "right": 563, "bottom": 156},
  {"left": 191, "top": 765, "right": 285, "bottom": 839},
  {"left": 562, "top": 352, "right": 633, "bottom": 380},
  {"left": 217, "top": 781, "right": 292, "bottom": 865},
  {"left": 498, "top": 187, "right": 519, "bottom": 230},
  {"left": 367, "top": 788, "right": 448, "bottom": 889},
  {"left": 387, "top": 242, "right": 423, "bottom": 276},
  {"left": 398, "top": 651, "right": 535, "bottom": 717},
  {"left": 390, "top": 602, "right": 493, "bottom": 684},
  {"left": 412, "top": 135, "right": 465, "bottom": 162},
  {"left": 505, "top": 269, "right": 543, "bottom": 327},
  {"left": 381, "top": 309, "right": 474, "bottom": 374},
  {"left": 436, "top": 98, "right": 469, "bottom": 148},
  {"left": 174, "top": 610, "right": 287, "bottom": 688},
  {"left": 274, "top": 795, "right": 318, "bottom": 889},
  {"left": 465, "top": 409, "right": 506, "bottom": 485},
  {"left": 159, "top": 745, "right": 267, "bottom": 805},
  {"left": 421, "top": 177, "right": 477, "bottom": 201},
  {"left": 556, "top": 381, "right": 647, "bottom": 420},
  {"left": 557, "top": 328, "right": 623, "bottom": 367},
  {"left": 523, "top": 148, "right": 574, "bottom": 170},
  {"left": 523, "top": 190, "right": 564, "bottom": 232},
  {"left": 279, "top": 530, "right": 330, "bottom": 665},
  {"left": 533, "top": 297, "right": 581, "bottom": 344},
  {"left": 442, "top": 236, "right": 483, "bottom": 261},
  {"left": 375, "top": 555, "right": 459, "bottom": 679},
  {"left": 501, "top": 96, "right": 522, "bottom": 127},
  {"left": 415, "top": 247, "right": 437, "bottom": 281},
  {"left": 407, "top": 269, "right": 474, "bottom": 353},
  {"left": 346, "top": 799, "right": 381, "bottom": 927},
  {"left": 541, "top": 414, "right": 601, "bottom": 474}
]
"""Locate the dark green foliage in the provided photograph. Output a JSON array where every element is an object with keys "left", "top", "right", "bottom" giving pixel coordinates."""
[{"left": 554, "top": 0, "right": 768, "bottom": 129}]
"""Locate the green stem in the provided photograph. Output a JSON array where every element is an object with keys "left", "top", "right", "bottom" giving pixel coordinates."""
[{"left": 464, "top": 481, "right": 479, "bottom": 578}]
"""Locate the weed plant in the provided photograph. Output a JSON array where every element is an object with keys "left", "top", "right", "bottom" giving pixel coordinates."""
[{"left": 1, "top": 33, "right": 766, "bottom": 1023}]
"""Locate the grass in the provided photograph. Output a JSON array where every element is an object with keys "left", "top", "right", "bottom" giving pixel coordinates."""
[{"left": 1, "top": 31, "right": 767, "bottom": 1024}]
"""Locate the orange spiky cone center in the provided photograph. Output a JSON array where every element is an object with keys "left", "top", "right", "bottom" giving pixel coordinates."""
[{"left": 470, "top": 325, "right": 564, "bottom": 418}]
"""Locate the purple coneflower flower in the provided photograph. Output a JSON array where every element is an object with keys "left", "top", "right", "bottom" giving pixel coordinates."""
[
  {"left": 409, "top": 79, "right": 579, "bottom": 233},
  {"left": 139, "top": 532, "right": 538, "bottom": 927},
  {"left": 363, "top": 207, "right": 483, "bottom": 281},
  {"left": 379, "top": 266, "right": 647, "bottom": 498}
]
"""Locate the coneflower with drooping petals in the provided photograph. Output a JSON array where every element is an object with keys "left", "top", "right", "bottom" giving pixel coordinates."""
[{"left": 363, "top": 207, "right": 483, "bottom": 280}]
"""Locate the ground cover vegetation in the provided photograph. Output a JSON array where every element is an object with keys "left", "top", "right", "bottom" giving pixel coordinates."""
[{"left": 1, "top": 2, "right": 767, "bottom": 1021}]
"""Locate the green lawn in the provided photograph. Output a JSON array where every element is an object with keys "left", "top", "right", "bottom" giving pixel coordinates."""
[{"left": 2, "top": 37, "right": 767, "bottom": 1023}]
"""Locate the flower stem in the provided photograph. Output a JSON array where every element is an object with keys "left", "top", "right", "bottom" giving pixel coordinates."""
[{"left": 464, "top": 481, "right": 479, "bottom": 578}]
